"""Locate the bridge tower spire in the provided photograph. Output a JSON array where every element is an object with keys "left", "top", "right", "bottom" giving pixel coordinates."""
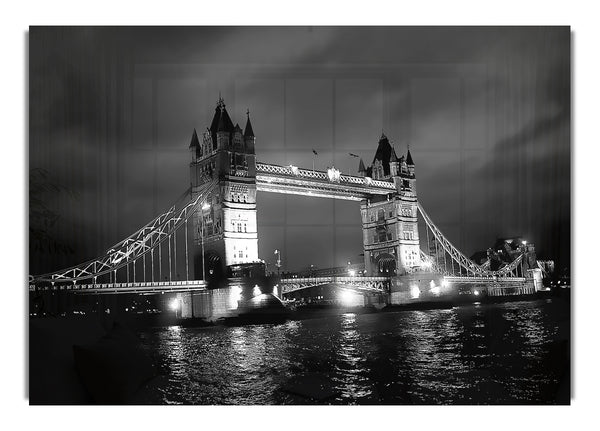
[
  {"left": 244, "top": 109, "right": 255, "bottom": 152},
  {"left": 360, "top": 135, "right": 420, "bottom": 276},
  {"left": 189, "top": 97, "right": 259, "bottom": 282}
]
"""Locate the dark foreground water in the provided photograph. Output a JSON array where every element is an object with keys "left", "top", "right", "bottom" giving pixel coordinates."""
[{"left": 137, "top": 298, "right": 570, "bottom": 404}]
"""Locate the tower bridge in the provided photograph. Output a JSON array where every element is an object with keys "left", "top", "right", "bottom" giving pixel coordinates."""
[{"left": 29, "top": 97, "right": 545, "bottom": 319}]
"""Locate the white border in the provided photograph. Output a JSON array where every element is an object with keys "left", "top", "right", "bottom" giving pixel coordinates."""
[{"left": 2, "top": 1, "right": 597, "bottom": 429}]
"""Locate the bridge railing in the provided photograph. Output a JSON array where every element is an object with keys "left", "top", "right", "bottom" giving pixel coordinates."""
[
  {"left": 443, "top": 276, "right": 526, "bottom": 283},
  {"left": 29, "top": 279, "right": 208, "bottom": 292},
  {"left": 280, "top": 276, "right": 390, "bottom": 283},
  {"left": 256, "top": 162, "right": 396, "bottom": 191}
]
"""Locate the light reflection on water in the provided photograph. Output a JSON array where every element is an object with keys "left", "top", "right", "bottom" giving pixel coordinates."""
[{"left": 139, "top": 299, "right": 569, "bottom": 405}]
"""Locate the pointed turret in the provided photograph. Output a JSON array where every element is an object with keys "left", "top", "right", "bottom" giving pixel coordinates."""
[
  {"left": 189, "top": 128, "right": 200, "bottom": 161},
  {"left": 358, "top": 158, "right": 366, "bottom": 176},
  {"left": 244, "top": 110, "right": 255, "bottom": 138},
  {"left": 390, "top": 146, "right": 398, "bottom": 163},
  {"left": 189, "top": 128, "right": 200, "bottom": 149},
  {"left": 212, "top": 97, "right": 234, "bottom": 148},
  {"left": 389, "top": 146, "right": 400, "bottom": 176},
  {"left": 244, "top": 109, "right": 256, "bottom": 152},
  {"left": 406, "top": 146, "right": 415, "bottom": 178},
  {"left": 406, "top": 148, "right": 414, "bottom": 166}
]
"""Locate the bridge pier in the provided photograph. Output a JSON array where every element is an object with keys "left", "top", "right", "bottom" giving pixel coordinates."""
[
  {"left": 389, "top": 272, "right": 447, "bottom": 304},
  {"left": 179, "top": 289, "right": 238, "bottom": 320},
  {"left": 177, "top": 279, "right": 281, "bottom": 321}
]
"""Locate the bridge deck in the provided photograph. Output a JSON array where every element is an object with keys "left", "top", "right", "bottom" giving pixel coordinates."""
[
  {"left": 256, "top": 162, "right": 397, "bottom": 200},
  {"left": 280, "top": 276, "right": 391, "bottom": 294},
  {"left": 29, "top": 280, "right": 208, "bottom": 294}
]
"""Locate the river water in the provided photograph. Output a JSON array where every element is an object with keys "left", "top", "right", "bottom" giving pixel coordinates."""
[{"left": 137, "top": 298, "right": 570, "bottom": 404}]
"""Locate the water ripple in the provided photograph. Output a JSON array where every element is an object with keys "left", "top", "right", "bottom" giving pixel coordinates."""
[{"left": 138, "top": 299, "right": 569, "bottom": 404}]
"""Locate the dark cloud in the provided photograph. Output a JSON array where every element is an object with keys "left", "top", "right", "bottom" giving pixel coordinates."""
[{"left": 29, "top": 27, "right": 570, "bottom": 274}]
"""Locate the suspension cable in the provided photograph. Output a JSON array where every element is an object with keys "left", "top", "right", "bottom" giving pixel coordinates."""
[{"left": 30, "top": 180, "right": 217, "bottom": 284}]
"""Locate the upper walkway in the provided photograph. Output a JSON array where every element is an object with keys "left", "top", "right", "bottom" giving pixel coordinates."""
[{"left": 256, "top": 162, "right": 397, "bottom": 201}]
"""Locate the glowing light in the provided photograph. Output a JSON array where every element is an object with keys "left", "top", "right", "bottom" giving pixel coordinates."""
[
  {"left": 253, "top": 284, "right": 261, "bottom": 296},
  {"left": 522, "top": 240, "right": 527, "bottom": 245},
  {"left": 202, "top": 202, "right": 210, "bottom": 210},
  {"left": 441, "top": 279, "right": 449, "bottom": 288},
  {"left": 169, "top": 299, "right": 180, "bottom": 310},
  {"left": 349, "top": 270, "right": 356, "bottom": 277},
  {"left": 430, "top": 286, "right": 441, "bottom": 295},
  {"left": 327, "top": 167, "right": 341, "bottom": 182},
  {"left": 410, "top": 285, "right": 420, "bottom": 299},
  {"left": 229, "top": 285, "right": 242, "bottom": 309},
  {"left": 473, "top": 290, "right": 480, "bottom": 296},
  {"left": 340, "top": 289, "right": 360, "bottom": 306}
]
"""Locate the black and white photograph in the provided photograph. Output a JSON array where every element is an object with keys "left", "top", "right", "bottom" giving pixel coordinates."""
[
  {"left": 26, "top": 24, "right": 572, "bottom": 406},
  {"left": 5, "top": 2, "right": 597, "bottom": 423}
]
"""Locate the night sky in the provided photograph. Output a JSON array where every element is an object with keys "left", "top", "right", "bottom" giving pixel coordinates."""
[{"left": 29, "top": 26, "right": 570, "bottom": 275}]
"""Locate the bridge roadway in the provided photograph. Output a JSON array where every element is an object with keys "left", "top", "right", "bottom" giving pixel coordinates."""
[
  {"left": 29, "top": 274, "right": 531, "bottom": 295},
  {"left": 28, "top": 280, "right": 208, "bottom": 295},
  {"left": 29, "top": 276, "right": 392, "bottom": 296},
  {"left": 443, "top": 275, "right": 526, "bottom": 284},
  {"left": 278, "top": 274, "right": 533, "bottom": 295},
  {"left": 279, "top": 276, "right": 391, "bottom": 295}
]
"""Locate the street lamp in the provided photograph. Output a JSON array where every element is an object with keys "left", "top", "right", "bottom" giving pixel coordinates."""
[
  {"left": 201, "top": 202, "right": 210, "bottom": 281},
  {"left": 274, "top": 249, "right": 281, "bottom": 276}
]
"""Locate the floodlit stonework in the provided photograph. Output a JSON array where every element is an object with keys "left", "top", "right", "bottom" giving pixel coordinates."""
[
  {"left": 189, "top": 98, "right": 259, "bottom": 277},
  {"left": 359, "top": 134, "right": 420, "bottom": 276}
]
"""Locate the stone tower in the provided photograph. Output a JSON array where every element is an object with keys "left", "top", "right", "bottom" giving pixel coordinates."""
[
  {"left": 188, "top": 97, "right": 259, "bottom": 281},
  {"left": 360, "top": 134, "right": 420, "bottom": 276}
]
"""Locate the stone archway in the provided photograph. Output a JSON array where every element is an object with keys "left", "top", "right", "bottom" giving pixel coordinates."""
[
  {"left": 205, "top": 252, "right": 224, "bottom": 281},
  {"left": 195, "top": 251, "right": 225, "bottom": 284},
  {"left": 376, "top": 253, "right": 397, "bottom": 276}
]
